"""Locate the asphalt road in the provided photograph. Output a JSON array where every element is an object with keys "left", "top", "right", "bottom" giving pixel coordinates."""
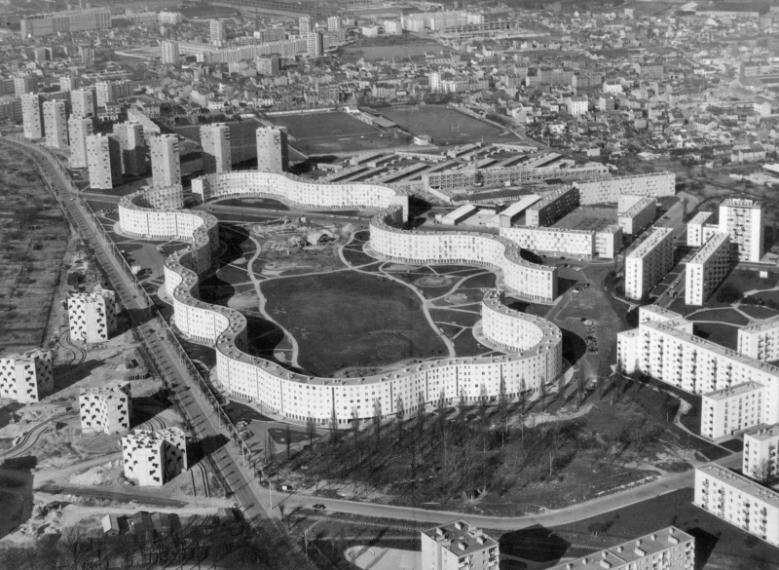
[{"left": 3, "top": 137, "right": 271, "bottom": 524}]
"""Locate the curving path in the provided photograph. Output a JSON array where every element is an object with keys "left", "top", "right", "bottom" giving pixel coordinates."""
[{"left": 0, "top": 411, "right": 77, "bottom": 460}]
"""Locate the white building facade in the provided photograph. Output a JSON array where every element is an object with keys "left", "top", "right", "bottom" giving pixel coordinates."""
[
  {"left": 79, "top": 381, "right": 131, "bottom": 434},
  {"left": 624, "top": 227, "right": 674, "bottom": 301},
  {"left": 68, "top": 288, "right": 117, "bottom": 344},
  {"left": 421, "top": 520, "right": 499, "bottom": 570},
  {"left": 743, "top": 424, "right": 779, "bottom": 482},
  {"left": 150, "top": 134, "right": 181, "bottom": 188},
  {"left": 122, "top": 427, "right": 187, "bottom": 486},
  {"left": 43, "top": 100, "right": 68, "bottom": 149},
  {"left": 86, "top": 133, "right": 122, "bottom": 189},
  {"left": 684, "top": 233, "right": 732, "bottom": 306},
  {"left": 200, "top": 123, "right": 232, "bottom": 174},
  {"left": 719, "top": 198, "right": 763, "bottom": 262},
  {"left": 0, "top": 349, "right": 54, "bottom": 403},
  {"left": 256, "top": 126, "right": 289, "bottom": 173}
]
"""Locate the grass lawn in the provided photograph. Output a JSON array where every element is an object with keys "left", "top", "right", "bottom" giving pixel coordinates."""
[
  {"left": 261, "top": 270, "right": 447, "bottom": 376},
  {"left": 378, "top": 105, "right": 510, "bottom": 146},
  {"left": 739, "top": 304, "right": 779, "bottom": 319},
  {"left": 539, "top": 488, "right": 779, "bottom": 570},
  {"left": 693, "top": 322, "right": 739, "bottom": 350},
  {"left": 687, "top": 308, "right": 749, "bottom": 326},
  {"left": 266, "top": 111, "right": 409, "bottom": 154}
]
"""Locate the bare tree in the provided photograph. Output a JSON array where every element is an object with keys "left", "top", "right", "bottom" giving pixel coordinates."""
[
  {"left": 372, "top": 399, "right": 382, "bottom": 448},
  {"left": 395, "top": 396, "right": 405, "bottom": 442},
  {"left": 305, "top": 415, "right": 316, "bottom": 447}
]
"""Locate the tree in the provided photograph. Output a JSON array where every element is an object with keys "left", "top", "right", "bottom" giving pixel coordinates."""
[
  {"left": 416, "top": 391, "right": 426, "bottom": 437},
  {"left": 351, "top": 407, "right": 361, "bottom": 460},
  {"left": 395, "top": 396, "right": 405, "bottom": 442},
  {"left": 285, "top": 424, "right": 292, "bottom": 460},
  {"left": 372, "top": 399, "right": 382, "bottom": 449},
  {"left": 329, "top": 408, "right": 339, "bottom": 447},
  {"left": 305, "top": 415, "right": 316, "bottom": 447}
]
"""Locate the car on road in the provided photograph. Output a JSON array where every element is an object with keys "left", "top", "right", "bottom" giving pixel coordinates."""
[{"left": 313, "top": 504, "right": 326, "bottom": 511}]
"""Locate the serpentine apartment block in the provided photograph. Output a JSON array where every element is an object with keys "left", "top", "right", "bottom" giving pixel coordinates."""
[{"left": 118, "top": 171, "right": 563, "bottom": 424}]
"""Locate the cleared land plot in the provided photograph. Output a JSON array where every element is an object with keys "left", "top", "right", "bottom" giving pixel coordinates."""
[
  {"left": 543, "top": 488, "right": 779, "bottom": 570},
  {"left": 0, "top": 144, "right": 69, "bottom": 351},
  {"left": 377, "top": 105, "right": 508, "bottom": 146},
  {"left": 266, "top": 111, "right": 407, "bottom": 155},
  {"left": 261, "top": 271, "right": 448, "bottom": 376}
]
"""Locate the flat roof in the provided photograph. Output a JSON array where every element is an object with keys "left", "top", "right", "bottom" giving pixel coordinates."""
[
  {"left": 626, "top": 226, "right": 673, "bottom": 259},
  {"left": 546, "top": 526, "right": 693, "bottom": 570},
  {"left": 422, "top": 520, "right": 498, "bottom": 556},
  {"left": 703, "top": 381, "right": 763, "bottom": 401},
  {"left": 697, "top": 463, "right": 779, "bottom": 507},
  {"left": 687, "top": 232, "right": 730, "bottom": 264},
  {"left": 745, "top": 423, "right": 779, "bottom": 442},
  {"left": 688, "top": 211, "right": 713, "bottom": 225}
]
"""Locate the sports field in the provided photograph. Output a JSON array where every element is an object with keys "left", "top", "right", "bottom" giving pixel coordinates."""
[
  {"left": 261, "top": 271, "right": 448, "bottom": 376},
  {"left": 378, "top": 105, "right": 508, "bottom": 145},
  {"left": 266, "top": 111, "right": 410, "bottom": 155}
]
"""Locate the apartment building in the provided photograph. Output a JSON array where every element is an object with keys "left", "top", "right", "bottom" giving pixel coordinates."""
[
  {"left": 684, "top": 233, "right": 732, "bottom": 306},
  {"left": 86, "top": 134, "right": 122, "bottom": 189},
  {"left": 617, "top": 194, "right": 655, "bottom": 235},
  {"left": 575, "top": 172, "right": 676, "bottom": 205},
  {"left": 122, "top": 427, "right": 188, "bottom": 486},
  {"left": 738, "top": 315, "right": 779, "bottom": 361},
  {"left": 499, "top": 226, "right": 596, "bottom": 259},
  {"left": 686, "top": 211, "right": 713, "bottom": 247},
  {"left": 0, "top": 349, "right": 54, "bottom": 403},
  {"left": 617, "top": 315, "right": 779, "bottom": 439},
  {"left": 256, "top": 126, "right": 289, "bottom": 172},
  {"left": 525, "top": 186, "right": 580, "bottom": 227},
  {"left": 200, "top": 123, "right": 232, "bottom": 174},
  {"left": 20, "top": 8, "right": 111, "bottom": 38},
  {"left": 79, "top": 381, "right": 131, "bottom": 435},
  {"left": 719, "top": 198, "right": 763, "bottom": 262},
  {"left": 421, "top": 520, "right": 499, "bottom": 570},
  {"left": 21, "top": 93, "right": 44, "bottom": 140},
  {"left": 160, "top": 40, "right": 180, "bottom": 65},
  {"left": 43, "top": 100, "right": 68, "bottom": 149},
  {"left": 150, "top": 134, "right": 181, "bottom": 187},
  {"left": 743, "top": 424, "right": 779, "bottom": 482},
  {"left": 68, "top": 116, "right": 94, "bottom": 169},
  {"left": 70, "top": 87, "right": 97, "bottom": 118},
  {"left": 67, "top": 287, "right": 117, "bottom": 344},
  {"left": 112, "top": 122, "right": 146, "bottom": 177},
  {"left": 694, "top": 463, "right": 779, "bottom": 546},
  {"left": 624, "top": 227, "right": 674, "bottom": 301},
  {"left": 546, "top": 526, "right": 694, "bottom": 570}
]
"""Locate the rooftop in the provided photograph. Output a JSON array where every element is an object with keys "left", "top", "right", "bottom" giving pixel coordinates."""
[
  {"left": 545, "top": 526, "right": 693, "bottom": 570},
  {"left": 422, "top": 520, "right": 498, "bottom": 556},
  {"left": 697, "top": 463, "right": 779, "bottom": 507},
  {"left": 626, "top": 226, "right": 673, "bottom": 259},
  {"left": 687, "top": 232, "right": 730, "bottom": 264},
  {"left": 688, "top": 211, "right": 713, "bottom": 225},
  {"left": 745, "top": 423, "right": 779, "bottom": 442}
]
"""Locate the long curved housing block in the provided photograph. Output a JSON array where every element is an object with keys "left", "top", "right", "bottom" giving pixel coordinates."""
[{"left": 118, "top": 172, "right": 563, "bottom": 424}]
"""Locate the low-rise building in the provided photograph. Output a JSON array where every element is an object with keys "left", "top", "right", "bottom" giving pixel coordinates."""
[
  {"left": 0, "top": 349, "right": 54, "bottom": 403},
  {"left": 79, "top": 381, "right": 131, "bottom": 434},
  {"left": 421, "top": 520, "right": 499, "bottom": 570},
  {"left": 545, "top": 526, "right": 694, "bottom": 570}
]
